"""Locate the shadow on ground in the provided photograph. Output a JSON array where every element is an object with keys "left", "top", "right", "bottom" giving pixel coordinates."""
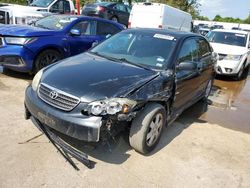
[
  {"left": 55, "top": 100, "right": 209, "bottom": 166},
  {"left": 0, "top": 66, "right": 33, "bottom": 81}
]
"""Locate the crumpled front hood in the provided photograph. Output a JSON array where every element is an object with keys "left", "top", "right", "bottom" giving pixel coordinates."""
[
  {"left": 211, "top": 43, "right": 248, "bottom": 55},
  {"left": 0, "top": 24, "right": 57, "bottom": 37},
  {"left": 41, "top": 53, "right": 158, "bottom": 102}
]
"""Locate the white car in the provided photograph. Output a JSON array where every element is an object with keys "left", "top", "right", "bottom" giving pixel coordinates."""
[{"left": 207, "top": 29, "right": 250, "bottom": 79}]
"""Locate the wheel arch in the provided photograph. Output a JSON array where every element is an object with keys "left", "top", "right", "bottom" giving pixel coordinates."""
[{"left": 32, "top": 46, "right": 65, "bottom": 70}]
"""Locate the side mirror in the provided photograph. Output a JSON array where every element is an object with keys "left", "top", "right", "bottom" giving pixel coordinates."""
[
  {"left": 70, "top": 29, "right": 81, "bottom": 36},
  {"left": 177, "top": 61, "right": 197, "bottom": 71},
  {"left": 105, "top": 34, "right": 111, "bottom": 39},
  {"left": 91, "top": 41, "right": 99, "bottom": 47},
  {"left": 212, "top": 52, "right": 218, "bottom": 59}
]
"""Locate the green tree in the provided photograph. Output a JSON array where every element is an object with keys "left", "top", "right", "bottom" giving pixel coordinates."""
[
  {"left": 244, "top": 14, "right": 250, "bottom": 24},
  {"left": 196, "top": 15, "right": 209, "bottom": 21},
  {"left": 213, "top": 15, "right": 223, "bottom": 22},
  {"left": 0, "top": 0, "right": 26, "bottom": 5}
]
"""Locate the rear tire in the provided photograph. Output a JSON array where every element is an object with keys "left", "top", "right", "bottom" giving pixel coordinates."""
[
  {"left": 34, "top": 49, "right": 62, "bottom": 73},
  {"left": 110, "top": 16, "right": 118, "bottom": 23},
  {"left": 129, "top": 103, "right": 166, "bottom": 154}
]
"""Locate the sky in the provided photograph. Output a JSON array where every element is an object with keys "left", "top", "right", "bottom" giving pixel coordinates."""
[{"left": 199, "top": 0, "right": 250, "bottom": 20}]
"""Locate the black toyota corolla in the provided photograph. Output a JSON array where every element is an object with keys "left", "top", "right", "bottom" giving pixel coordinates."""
[{"left": 25, "top": 29, "right": 215, "bottom": 155}]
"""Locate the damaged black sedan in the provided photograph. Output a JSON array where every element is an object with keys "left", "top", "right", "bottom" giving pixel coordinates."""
[{"left": 25, "top": 29, "right": 215, "bottom": 156}]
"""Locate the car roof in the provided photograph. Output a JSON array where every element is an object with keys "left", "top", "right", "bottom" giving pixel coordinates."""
[
  {"left": 47, "top": 15, "right": 125, "bottom": 28},
  {"left": 123, "top": 28, "right": 200, "bottom": 39},
  {"left": 91, "top": 2, "right": 116, "bottom": 6},
  {"left": 212, "top": 29, "right": 248, "bottom": 35}
]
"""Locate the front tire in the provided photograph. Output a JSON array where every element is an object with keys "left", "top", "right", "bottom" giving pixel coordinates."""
[
  {"left": 129, "top": 103, "right": 166, "bottom": 154},
  {"left": 34, "top": 49, "right": 62, "bottom": 73}
]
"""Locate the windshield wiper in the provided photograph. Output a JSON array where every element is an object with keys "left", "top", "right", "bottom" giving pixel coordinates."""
[
  {"left": 89, "top": 52, "right": 152, "bottom": 71},
  {"left": 117, "top": 58, "right": 152, "bottom": 71},
  {"left": 89, "top": 51, "right": 123, "bottom": 62}
]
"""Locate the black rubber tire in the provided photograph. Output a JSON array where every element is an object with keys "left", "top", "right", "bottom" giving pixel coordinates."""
[
  {"left": 129, "top": 103, "right": 166, "bottom": 154},
  {"left": 34, "top": 49, "right": 62, "bottom": 73},
  {"left": 236, "top": 64, "right": 245, "bottom": 81},
  {"left": 110, "top": 16, "right": 119, "bottom": 23},
  {"left": 203, "top": 78, "right": 213, "bottom": 100}
]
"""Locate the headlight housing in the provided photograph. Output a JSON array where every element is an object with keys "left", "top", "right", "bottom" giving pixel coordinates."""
[
  {"left": 224, "top": 55, "right": 242, "bottom": 61},
  {"left": 32, "top": 69, "right": 44, "bottom": 91},
  {"left": 87, "top": 98, "right": 137, "bottom": 116},
  {"left": 4, "top": 37, "right": 36, "bottom": 45}
]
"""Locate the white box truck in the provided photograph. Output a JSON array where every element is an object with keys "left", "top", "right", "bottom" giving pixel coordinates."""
[{"left": 128, "top": 3, "right": 193, "bottom": 32}]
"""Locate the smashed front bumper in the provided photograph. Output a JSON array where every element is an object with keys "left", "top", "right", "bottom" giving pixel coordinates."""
[
  {"left": 29, "top": 116, "right": 96, "bottom": 169},
  {"left": 25, "top": 86, "right": 103, "bottom": 142}
]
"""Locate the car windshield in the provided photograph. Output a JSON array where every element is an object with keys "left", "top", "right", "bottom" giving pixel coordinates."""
[
  {"left": 207, "top": 31, "right": 247, "bottom": 47},
  {"left": 90, "top": 31, "right": 176, "bottom": 70},
  {"left": 30, "top": 0, "right": 54, "bottom": 7},
  {"left": 35, "top": 15, "right": 77, "bottom": 30}
]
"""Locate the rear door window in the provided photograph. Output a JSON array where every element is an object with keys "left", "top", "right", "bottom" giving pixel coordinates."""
[
  {"left": 96, "top": 21, "right": 120, "bottom": 36},
  {"left": 71, "top": 21, "right": 94, "bottom": 35},
  {"left": 50, "top": 0, "right": 70, "bottom": 14},
  {"left": 113, "top": 4, "right": 126, "bottom": 12}
]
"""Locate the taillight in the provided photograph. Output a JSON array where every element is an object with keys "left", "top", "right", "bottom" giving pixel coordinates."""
[
  {"left": 128, "top": 22, "right": 131, "bottom": 28},
  {"left": 96, "top": 6, "right": 106, "bottom": 12}
]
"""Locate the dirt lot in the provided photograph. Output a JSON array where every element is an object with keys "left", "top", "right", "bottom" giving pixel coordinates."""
[{"left": 0, "top": 67, "right": 250, "bottom": 188}]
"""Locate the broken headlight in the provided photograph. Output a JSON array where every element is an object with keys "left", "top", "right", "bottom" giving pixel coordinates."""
[{"left": 87, "top": 98, "right": 137, "bottom": 116}]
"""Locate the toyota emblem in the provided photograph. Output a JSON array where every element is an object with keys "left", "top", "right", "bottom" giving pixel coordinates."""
[{"left": 49, "top": 90, "right": 58, "bottom": 99}]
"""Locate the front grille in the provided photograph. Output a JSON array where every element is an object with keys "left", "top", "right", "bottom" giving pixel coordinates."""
[{"left": 38, "top": 83, "right": 80, "bottom": 111}]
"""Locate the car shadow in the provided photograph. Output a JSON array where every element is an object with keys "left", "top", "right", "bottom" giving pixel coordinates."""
[
  {"left": 0, "top": 66, "right": 33, "bottom": 81},
  {"left": 55, "top": 129, "right": 132, "bottom": 165},
  {"left": 57, "top": 100, "right": 209, "bottom": 165},
  {"left": 148, "top": 100, "right": 208, "bottom": 156}
]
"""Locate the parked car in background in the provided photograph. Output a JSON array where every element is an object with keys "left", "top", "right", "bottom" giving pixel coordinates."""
[
  {"left": 0, "top": 5, "right": 52, "bottom": 25},
  {"left": 207, "top": 29, "right": 250, "bottom": 79},
  {"left": 0, "top": 15, "right": 124, "bottom": 73},
  {"left": 211, "top": 25, "right": 224, "bottom": 30},
  {"left": 25, "top": 29, "right": 215, "bottom": 159},
  {"left": 0, "top": 0, "right": 75, "bottom": 25},
  {"left": 199, "top": 25, "right": 210, "bottom": 36},
  {"left": 81, "top": 2, "right": 131, "bottom": 26},
  {"left": 232, "top": 27, "right": 241, "bottom": 30},
  {"left": 128, "top": 3, "right": 192, "bottom": 32}
]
